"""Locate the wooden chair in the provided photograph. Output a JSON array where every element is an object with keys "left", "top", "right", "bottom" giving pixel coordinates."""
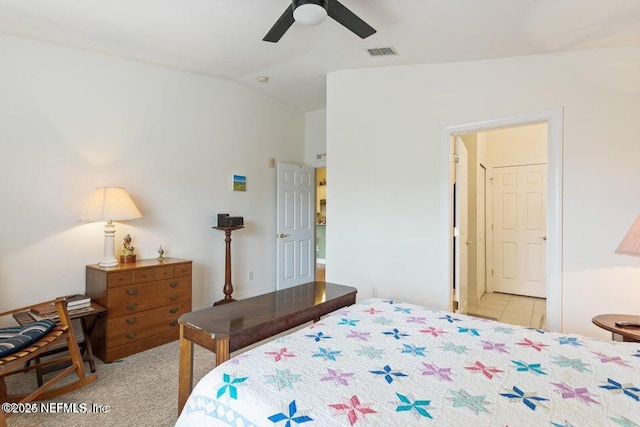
[{"left": 0, "top": 297, "right": 97, "bottom": 425}]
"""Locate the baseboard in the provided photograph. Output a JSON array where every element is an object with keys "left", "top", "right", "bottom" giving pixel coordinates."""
[{"left": 316, "top": 259, "right": 326, "bottom": 265}]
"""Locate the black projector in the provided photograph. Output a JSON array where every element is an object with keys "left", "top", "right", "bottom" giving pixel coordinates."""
[{"left": 218, "top": 213, "right": 244, "bottom": 227}]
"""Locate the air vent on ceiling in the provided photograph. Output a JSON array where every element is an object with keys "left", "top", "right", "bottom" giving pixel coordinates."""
[{"left": 367, "top": 46, "right": 398, "bottom": 57}]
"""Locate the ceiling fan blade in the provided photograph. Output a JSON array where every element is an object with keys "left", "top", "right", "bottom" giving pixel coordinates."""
[
  {"left": 263, "top": 4, "right": 295, "bottom": 43},
  {"left": 327, "top": 0, "right": 376, "bottom": 39}
]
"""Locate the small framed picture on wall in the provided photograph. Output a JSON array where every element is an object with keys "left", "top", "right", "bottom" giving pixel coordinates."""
[{"left": 233, "top": 174, "right": 246, "bottom": 191}]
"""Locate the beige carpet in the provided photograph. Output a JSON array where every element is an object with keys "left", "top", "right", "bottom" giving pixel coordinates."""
[
  {"left": 5, "top": 341, "right": 227, "bottom": 427},
  {"left": 5, "top": 323, "right": 310, "bottom": 427}
]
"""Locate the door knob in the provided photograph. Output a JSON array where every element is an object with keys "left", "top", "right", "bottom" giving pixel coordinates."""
[
  {"left": 539, "top": 235, "right": 547, "bottom": 241},
  {"left": 278, "top": 233, "right": 290, "bottom": 239}
]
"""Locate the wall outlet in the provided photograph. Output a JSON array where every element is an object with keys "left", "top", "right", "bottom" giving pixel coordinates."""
[
  {"left": 371, "top": 287, "right": 378, "bottom": 297},
  {"left": 248, "top": 270, "right": 254, "bottom": 280},
  {"left": 268, "top": 157, "right": 276, "bottom": 168}
]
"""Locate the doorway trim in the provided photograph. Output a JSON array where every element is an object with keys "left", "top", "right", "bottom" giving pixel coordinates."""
[{"left": 440, "top": 108, "right": 563, "bottom": 332}]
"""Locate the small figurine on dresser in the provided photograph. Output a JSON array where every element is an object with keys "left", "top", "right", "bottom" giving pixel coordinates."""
[
  {"left": 120, "top": 234, "right": 136, "bottom": 263},
  {"left": 157, "top": 244, "right": 165, "bottom": 261}
]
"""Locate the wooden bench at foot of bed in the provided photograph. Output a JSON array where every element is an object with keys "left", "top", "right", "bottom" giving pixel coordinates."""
[{"left": 177, "top": 281, "right": 357, "bottom": 413}]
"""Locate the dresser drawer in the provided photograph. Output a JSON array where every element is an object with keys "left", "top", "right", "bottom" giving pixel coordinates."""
[
  {"left": 107, "top": 300, "right": 191, "bottom": 347},
  {"left": 174, "top": 263, "right": 192, "bottom": 277},
  {"left": 132, "top": 268, "right": 155, "bottom": 283},
  {"left": 107, "top": 277, "right": 192, "bottom": 303},
  {"left": 108, "top": 287, "right": 191, "bottom": 317},
  {"left": 154, "top": 265, "right": 174, "bottom": 280},
  {"left": 107, "top": 271, "right": 133, "bottom": 288}
]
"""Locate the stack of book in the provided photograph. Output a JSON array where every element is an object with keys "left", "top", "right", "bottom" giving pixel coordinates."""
[
  {"left": 31, "top": 294, "right": 92, "bottom": 319},
  {"left": 64, "top": 294, "right": 91, "bottom": 310}
]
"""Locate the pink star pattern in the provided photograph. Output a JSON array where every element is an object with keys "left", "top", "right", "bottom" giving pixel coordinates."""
[
  {"left": 265, "top": 347, "right": 296, "bottom": 362},
  {"left": 591, "top": 352, "right": 633, "bottom": 367},
  {"left": 363, "top": 308, "right": 382, "bottom": 315},
  {"left": 406, "top": 316, "right": 427, "bottom": 324},
  {"left": 419, "top": 326, "right": 448, "bottom": 337},
  {"left": 464, "top": 361, "right": 504, "bottom": 379},
  {"left": 516, "top": 338, "right": 548, "bottom": 352},
  {"left": 329, "top": 395, "right": 377, "bottom": 425}
]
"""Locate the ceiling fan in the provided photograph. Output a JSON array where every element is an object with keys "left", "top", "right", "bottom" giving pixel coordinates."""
[{"left": 264, "top": 0, "right": 376, "bottom": 43}]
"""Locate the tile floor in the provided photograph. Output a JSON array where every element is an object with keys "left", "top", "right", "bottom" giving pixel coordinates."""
[{"left": 468, "top": 292, "right": 547, "bottom": 329}]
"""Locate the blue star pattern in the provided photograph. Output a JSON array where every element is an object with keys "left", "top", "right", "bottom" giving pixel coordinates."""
[
  {"left": 382, "top": 328, "right": 410, "bottom": 339},
  {"left": 312, "top": 347, "right": 342, "bottom": 361},
  {"left": 369, "top": 365, "right": 408, "bottom": 384},
  {"left": 337, "top": 318, "right": 360, "bottom": 327},
  {"left": 268, "top": 400, "right": 313, "bottom": 426},
  {"left": 399, "top": 343, "right": 427, "bottom": 356},
  {"left": 511, "top": 360, "right": 547, "bottom": 376},
  {"left": 305, "top": 331, "right": 332, "bottom": 342},
  {"left": 439, "top": 314, "right": 462, "bottom": 323},
  {"left": 395, "top": 392, "right": 433, "bottom": 419},
  {"left": 599, "top": 378, "right": 640, "bottom": 401},
  {"left": 500, "top": 386, "right": 549, "bottom": 411},
  {"left": 457, "top": 326, "right": 481, "bottom": 337},
  {"left": 558, "top": 336, "right": 584, "bottom": 346},
  {"left": 216, "top": 373, "right": 248, "bottom": 399}
]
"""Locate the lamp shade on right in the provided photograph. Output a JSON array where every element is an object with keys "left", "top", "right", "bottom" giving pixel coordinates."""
[{"left": 616, "top": 214, "right": 640, "bottom": 257}]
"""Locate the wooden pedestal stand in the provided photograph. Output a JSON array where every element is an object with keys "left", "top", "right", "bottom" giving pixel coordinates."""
[{"left": 213, "top": 225, "right": 244, "bottom": 306}]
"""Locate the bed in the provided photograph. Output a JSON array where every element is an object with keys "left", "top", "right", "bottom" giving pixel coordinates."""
[{"left": 175, "top": 298, "right": 640, "bottom": 426}]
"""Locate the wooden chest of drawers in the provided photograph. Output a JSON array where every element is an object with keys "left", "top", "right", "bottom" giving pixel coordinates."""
[{"left": 86, "top": 258, "right": 192, "bottom": 362}]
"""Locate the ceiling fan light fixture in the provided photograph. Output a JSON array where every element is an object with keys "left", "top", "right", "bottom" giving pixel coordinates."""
[{"left": 293, "top": 0, "right": 328, "bottom": 26}]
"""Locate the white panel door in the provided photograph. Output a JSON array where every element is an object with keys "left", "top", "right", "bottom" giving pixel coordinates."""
[
  {"left": 493, "top": 164, "right": 547, "bottom": 298},
  {"left": 454, "top": 137, "right": 469, "bottom": 313},
  {"left": 277, "top": 162, "right": 315, "bottom": 290},
  {"left": 477, "top": 165, "right": 487, "bottom": 300}
]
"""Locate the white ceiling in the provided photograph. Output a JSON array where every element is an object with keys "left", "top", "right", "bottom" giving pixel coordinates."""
[{"left": 0, "top": 0, "right": 639, "bottom": 112}]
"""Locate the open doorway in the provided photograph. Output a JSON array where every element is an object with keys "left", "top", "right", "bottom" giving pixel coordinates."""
[
  {"left": 316, "top": 167, "right": 327, "bottom": 281},
  {"left": 456, "top": 124, "right": 548, "bottom": 328},
  {"left": 443, "top": 109, "right": 563, "bottom": 332}
]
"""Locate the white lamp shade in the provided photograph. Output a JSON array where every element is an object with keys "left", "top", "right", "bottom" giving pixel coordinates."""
[
  {"left": 80, "top": 187, "right": 142, "bottom": 222},
  {"left": 293, "top": 3, "right": 328, "bottom": 25},
  {"left": 616, "top": 214, "right": 640, "bottom": 257}
]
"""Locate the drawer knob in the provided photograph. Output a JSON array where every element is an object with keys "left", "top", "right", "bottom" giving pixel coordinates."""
[
  {"left": 126, "top": 332, "right": 137, "bottom": 340},
  {"left": 127, "top": 303, "right": 138, "bottom": 311},
  {"left": 126, "top": 317, "right": 137, "bottom": 325},
  {"left": 169, "top": 320, "right": 178, "bottom": 327},
  {"left": 169, "top": 295, "right": 180, "bottom": 302},
  {"left": 170, "top": 282, "right": 179, "bottom": 288},
  {"left": 170, "top": 307, "right": 179, "bottom": 314},
  {"left": 127, "top": 288, "right": 138, "bottom": 296}
]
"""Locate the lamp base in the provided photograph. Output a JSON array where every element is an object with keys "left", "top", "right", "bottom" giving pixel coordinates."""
[
  {"left": 120, "top": 254, "right": 137, "bottom": 264},
  {"left": 98, "top": 259, "right": 119, "bottom": 268}
]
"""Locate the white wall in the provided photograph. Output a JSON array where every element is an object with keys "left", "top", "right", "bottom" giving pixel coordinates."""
[
  {"left": 304, "top": 109, "right": 327, "bottom": 168},
  {"left": 326, "top": 46, "right": 640, "bottom": 338},
  {"left": 0, "top": 35, "right": 305, "bottom": 321},
  {"left": 482, "top": 124, "right": 547, "bottom": 167}
]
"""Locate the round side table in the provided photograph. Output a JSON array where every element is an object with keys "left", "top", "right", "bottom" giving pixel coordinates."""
[{"left": 592, "top": 314, "right": 640, "bottom": 342}]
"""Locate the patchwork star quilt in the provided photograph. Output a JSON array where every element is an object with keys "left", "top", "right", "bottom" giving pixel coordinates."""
[{"left": 176, "top": 298, "right": 640, "bottom": 426}]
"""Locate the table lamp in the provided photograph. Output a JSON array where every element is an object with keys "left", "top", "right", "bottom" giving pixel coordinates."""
[
  {"left": 614, "top": 213, "right": 640, "bottom": 327},
  {"left": 80, "top": 187, "right": 143, "bottom": 268},
  {"left": 616, "top": 214, "right": 640, "bottom": 257}
]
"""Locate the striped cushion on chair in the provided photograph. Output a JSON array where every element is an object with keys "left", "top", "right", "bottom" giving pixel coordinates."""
[{"left": 0, "top": 320, "right": 56, "bottom": 357}]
